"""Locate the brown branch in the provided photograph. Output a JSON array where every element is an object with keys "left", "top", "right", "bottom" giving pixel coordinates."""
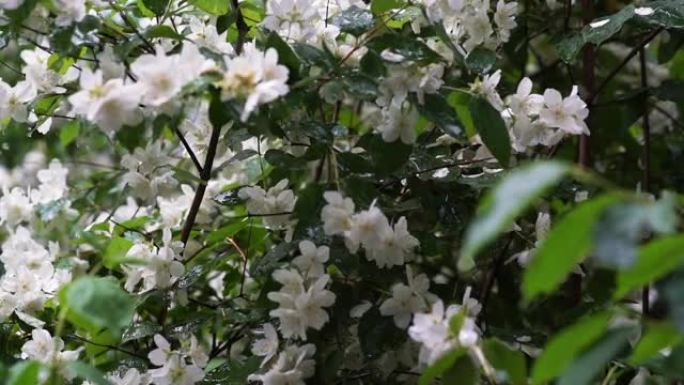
[
  {"left": 174, "top": 127, "right": 203, "bottom": 173},
  {"left": 231, "top": 0, "right": 249, "bottom": 55},
  {"left": 640, "top": 47, "right": 651, "bottom": 316},
  {"left": 579, "top": 0, "right": 594, "bottom": 169},
  {"left": 592, "top": 28, "right": 664, "bottom": 103}
]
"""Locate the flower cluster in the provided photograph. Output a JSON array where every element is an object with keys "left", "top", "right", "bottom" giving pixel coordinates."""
[
  {"left": 321, "top": 192, "right": 420, "bottom": 268},
  {"left": 409, "top": 288, "right": 482, "bottom": 365}
]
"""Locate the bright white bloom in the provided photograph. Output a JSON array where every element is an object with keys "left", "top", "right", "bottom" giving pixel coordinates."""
[
  {"left": 363, "top": 216, "right": 419, "bottom": 268},
  {"left": 251, "top": 323, "right": 280, "bottom": 367},
  {"left": 262, "top": 0, "right": 321, "bottom": 42},
  {"left": 494, "top": 0, "right": 518, "bottom": 42},
  {"left": 21, "top": 48, "right": 68, "bottom": 94},
  {"left": 0, "top": 0, "right": 24, "bottom": 10},
  {"left": 268, "top": 270, "right": 336, "bottom": 340},
  {"left": 148, "top": 355, "right": 204, "bottom": 385},
  {"left": 187, "top": 16, "right": 234, "bottom": 55},
  {"left": 0, "top": 187, "right": 33, "bottom": 226},
  {"left": 123, "top": 229, "right": 184, "bottom": 292},
  {"left": 31, "top": 159, "right": 69, "bottom": 204},
  {"left": 0, "top": 80, "right": 36, "bottom": 122},
  {"left": 108, "top": 368, "right": 150, "bottom": 385},
  {"left": 68, "top": 68, "right": 142, "bottom": 133},
  {"left": 238, "top": 179, "right": 296, "bottom": 228},
  {"left": 471, "top": 70, "right": 504, "bottom": 111},
  {"left": 380, "top": 266, "right": 436, "bottom": 328},
  {"left": 292, "top": 240, "right": 329, "bottom": 278},
  {"left": 149, "top": 334, "right": 174, "bottom": 366},
  {"left": 464, "top": 10, "right": 495, "bottom": 51},
  {"left": 132, "top": 44, "right": 212, "bottom": 107},
  {"left": 55, "top": 0, "right": 86, "bottom": 26},
  {"left": 507, "top": 77, "right": 544, "bottom": 117},
  {"left": 320, "top": 191, "right": 355, "bottom": 235},
  {"left": 219, "top": 43, "right": 289, "bottom": 121},
  {"left": 21, "top": 328, "right": 80, "bottom": 379},
  {"left": 408, "top": 299, "right": 480, "bottom": 365},
  {"left": 539, "top": 87, "right": 589, "bottom": 135},
  {"left": 377, "top": 103, "right": 418, "bottom": 144},
  {"left": 249, "top": 344, "right": 316, "bottom": 385},
  {"left": 121, "top": 142, "right": 178, "bottom": 202}
]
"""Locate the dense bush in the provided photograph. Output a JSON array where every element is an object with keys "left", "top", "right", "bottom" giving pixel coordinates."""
[{"left": 0, "top": 0, "right": 683, "bottom": 384}]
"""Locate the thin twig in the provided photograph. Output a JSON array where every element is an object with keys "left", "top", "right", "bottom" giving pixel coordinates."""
[
  {"left": 174, "top": 127, "right": 203, "bottom": 173},
  {"left": 639, "top": 47, "right": 651, "bottom": 316},
  {"left": 592, "top": 28, "right": 664, "bottom": 103}
]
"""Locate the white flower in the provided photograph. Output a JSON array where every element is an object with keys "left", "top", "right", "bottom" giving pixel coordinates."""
[
  {"left": 463, "top": 9, "right": 494, "bottom": 51},
  {"left": 238, "top": 179, "right": 296, "bottom": 228},
  {"left": 31, "top": 159, "right": 69, "bottom": 204},
  {"left": 471, "top": 70, "right": 504, "bottom": 111},
  {"left": 494, "top": 0, "right": 517, "bottom": 42},
  {"left": 248, "top": 343, "right": 316, "bottom": 385},
  {"left": 377, "top": 103, "right": 418, "bottom": 145},
  {"left": 252, "top": 323, "right": 279, "bottom": 367},
  {"left": 380, "top": 266, "right": 436, "bottom": 328},
  {"left": 0, "top": 80, "right": 37, "bottom": 123},
  {"left": 148, "top": 355, "right": 204, "bottom": 385},
  {"left": 149, "top": 334, "right": 173, "bottom": 366},
  {"left": 292, "top": 240, "right": 329, "bottom": 278},
  {"left": 262, "top": 0, "right": 321, "bottom": 42},
  {"left": 347, "top": 204, "right": 390, "bottom": 254},
  {"left": 320, "top": 191, "right": 355, "bottom": 236},
  {"left": 507, "top": 77, "right": 544, "bottom": 117},
  {"left": 268, "top": 270, "right": 336, "bottom": 340},
  {"left": 183, "top": 336, "right": 209, "bottom": 369},
  {"left": 21, "top": 48, "right": 67, "bottom": 94},
  {"left": 0, "top": 187, "right": 33, "bottom": 226},
  {"left": 364, "top": 216, "right": 420, "bottom": 268},
  {"left": 408, "top": 299, "right": 479, "bottom": 365},
  {"left": 55, "top": 0, "right": 86, "bottom": 26},
  {"left": 109, "top": 368, "right": 150, "bottom": 385},
  {"left": 21, "top": 328, "right": 80, "bottom": 378},
  {"left": 131, "top": 44, "right": 212, "bottom": 107},
  {"left": 219, "top": 43, "right": 289, "bottom": 121},
  {"left": 187, "top": 16, "right": 234, "bottom": 55},
  {"left": 539, "top": 87, "right": 589, "bottom": 135},
  {"left": 68, "top": 68, "right": 142, "bottom": 133},
  {"left": 0, "top": 0, "right": 24, "bottom": 10}
]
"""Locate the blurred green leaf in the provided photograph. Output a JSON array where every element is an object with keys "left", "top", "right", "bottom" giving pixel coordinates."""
[
  {"left": 524, "top": 194, "right": 622, "bottom": 301},
  {"left": 629, "top": 321, "right": 683, "bottom": 365},
  {"left": 460, "top": 161, "right": 570, "bottom": 271},
  {"left": 614, "top": 234, "right": 684, "bottom": 298},
  {"left": 59, "top": 277, "right": 135, "bottom": 336},
  {"left": 531, "top": 311, "right": 613, "bottom": 385}
]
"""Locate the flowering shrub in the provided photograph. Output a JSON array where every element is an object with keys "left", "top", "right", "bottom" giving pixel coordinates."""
[{"left": 0, "top": 0, "right": 683, "bottom": 384}]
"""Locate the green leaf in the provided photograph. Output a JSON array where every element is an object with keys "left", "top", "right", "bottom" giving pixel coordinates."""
[
  {"left": 366, "top": 135, "right": 413, "bottom": 174},
  {"left": 557, "top": 327, "right": 634, "bottom": 385},
  {"left": 7, "top": 361, "right": 43, "bottom": 385},
  {"left": 341, "top": 73, "right": 378, "bottom": 101},
  {"left": 59, "top": 276, "right": 136, "bottom": 336},
  {"left": 5, "top": 0, "right": 39, "bottom": 26},
  {"left": 59, "top": 120, "right": 81, "bottom": 147},
  {"left": 201, "top": 356, "right": 262, "bottom": 384},
  {"left": 483, "top": 339, "right": 527, "bottom": 385},
  {"left": 629, "top": 322, "right": 684, "bottom": 365},
  {"left": 459, "top": 161, "right": 570, "bottom": 271},
  {"left": 465, "top": 47, "right": 497, "bottom": 74},
  {"left": 468, "top": 97, "right": 511, "bottom": 166},
  {"left": 142, "top": 0, "right": 170, "bottom": 15},
  {"left": 523, "top": 194, "right": 622, "bottom": 301},
  {"left": 190, "top": 0, "right": 229, "bottom": 15},
  {"left": 531, "top": 311, "right": 613, "bottom": 385},
  {"left": 447, "top": 90, "right": 475, "bottom": 137},
  {"left": 442, "top": 354, "right": 478, "bottom": 385},
  {"left": 614, "top": 234, "right": 684, "bottom": 299},
  {"left": 414, "top": 93, "right": 462, "bottom": 137},
  {"left": 145, "top": 25, "right": 184, "bottom": 40},
  {"left": 103, "top": 236, "right": 134, "bottom": 269},
  {"left": 67, "top": 361, "right": 112, "bottom": 385},
  {"left": 418, "top": 348, "right": 467, "bottom": 385},
  {"left": 330, "top": 6, "right": 374, "bottom": 36},
  {"left": 367, "top": 34, "right": 442, "bottom": 63},
  {"left": 371, "top": 0, "right": 403, "bottom": 14},
  {"left": 556, "top": 5, "right": 635, "bottom": 62}
]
